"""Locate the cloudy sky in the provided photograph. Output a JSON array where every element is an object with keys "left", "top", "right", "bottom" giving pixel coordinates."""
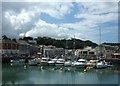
[{"left": 2, "top": 1, "right": 118, "bottom": 43}]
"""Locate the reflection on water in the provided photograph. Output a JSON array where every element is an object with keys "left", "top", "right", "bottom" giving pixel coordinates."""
[{"left": 2, "top": 64, "right": 119, "bottom": 84}]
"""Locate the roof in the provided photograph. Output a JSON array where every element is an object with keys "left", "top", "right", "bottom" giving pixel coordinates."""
[
  {"left": 17, "top": 40, "right": 29, "bottom": 45},
  {"left": 112, "top": 53, "right": 120, "bottom": 56},
  {"left": 1, "top": 39, "right": 18, "bottom": 44},
  {"left": 101, "top": 44, "right": 116, "bottom": 50}
]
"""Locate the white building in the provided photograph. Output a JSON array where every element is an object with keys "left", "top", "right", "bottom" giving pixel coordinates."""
[{"left": 43, "top": 45, "right": 65, "bottom": 58}]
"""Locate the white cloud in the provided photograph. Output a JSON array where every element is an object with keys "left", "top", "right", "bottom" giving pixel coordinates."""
[
  {"left": 36, "top": 2, "right": 73, "bottom": 19},
  {"left": 19, "top": 33, "right": 25, "bottom": 37},
  {"left": 2, "top": 0, "right": 119, "bottom": 2},
  {"left": 61, "top": 2, "right": 118, "bottom": 43},
  {"left": 25, "top": 19, "right": 69, "bottom": 39},
  {"left": 3, "top": 2, "right": 118, "bottom": 43},
  {"left": 4, "top": 9, "right": 34, "bottom": 30},
  {"left": 4, "top": 2, "right": 73, "bottom": 30}
]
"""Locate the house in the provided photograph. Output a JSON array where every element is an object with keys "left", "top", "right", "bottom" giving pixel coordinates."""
[
  {"left": 17, "top": 40, "right": 30, "bottom": 55},
  {"left": 95, "top": 44, "right": 117, "bottom": 58},
  {"left": 0, "top": 39, "right": 19, "bottom": 56},
  {"left": 42, "top": 45, "right": 65, "bottom": 58},
  {"left": 18, "top": 40, "right": 39, "bottom": 56},
  {"left": 75, "top": 46, "right": 96, "bottom": 59}
]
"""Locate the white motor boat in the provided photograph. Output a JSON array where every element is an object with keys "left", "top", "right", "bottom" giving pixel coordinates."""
[
  {"left": 96, "top": 60, "right": 108, "bottom": 69},
  {"left": 73, "top": 59, "right": 87, "bottom": 67},
  {"left": 29, "top": 58, "right": 41, "bottom": 66},
  {"left": 40, "top": 57, "right": 50, "bottom": 66},
  {"left": 48, "top": 58, "right": 57, "bottom": 66},
  {"left": 55, "top": 58, "right": 65, "bottom": 66},
  {"left": 64, "top": 60, "right": 72, "bottom": 66}
]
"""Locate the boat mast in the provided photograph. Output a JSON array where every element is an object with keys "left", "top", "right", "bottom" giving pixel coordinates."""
[
  {"left": 73, "top": 35, "right": 75, "bottom": 57},
  {"left": 99, "top": 26, "right": 101, "bottom": 47},
  {"left": 99, "top": 26, "right": 102, "bottom": 59},
  {"left": 65, "top": 38, "right": 68, "bottom": 55}
]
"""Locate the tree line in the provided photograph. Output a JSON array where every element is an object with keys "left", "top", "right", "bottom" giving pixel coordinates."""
[
  {"left": 2, "top": 35, "right": 98, "bottom": 49},
  {"left": 103, "top": 43, "right": 120, "bottom": 46}
]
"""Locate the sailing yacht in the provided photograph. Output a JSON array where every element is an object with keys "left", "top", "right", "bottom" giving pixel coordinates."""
[
  {"left": 96, "top": 26, "right": 111, "bottom": 69},
  {"left": 64, "top": 39, "right": 72, "bottom": 66}
]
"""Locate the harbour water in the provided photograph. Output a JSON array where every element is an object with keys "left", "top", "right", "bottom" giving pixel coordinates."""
[{"left": 2, "top": 64, "right": 119, "bottom": 84}]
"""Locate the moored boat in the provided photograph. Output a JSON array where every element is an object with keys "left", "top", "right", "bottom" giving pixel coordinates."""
[
  {"left": 73, "top": 59, "right": 87, "bottom": 68},
  {"left": 64, "top": 60, "right": 72, "bottom": 66},
  {"left": 48, "top": 58, "right": 57, "bottom": 66},
  {"left": 86, "top": 60, "right": 98, "bottom": 68},
  {"left": 10, "top": 59, "right": 25, "bottom": 65},
  {"left": 55, "top": 58, "right": 65, "bottom": 66},
  {"left": 40, "top": 57, "right": 50, "bottom": 66},
  {"left": 29, "top": 58, "right": 41, "bottom": 66},
  {"left": 96, "top": 60, "right": 108, "bottom": 69}
]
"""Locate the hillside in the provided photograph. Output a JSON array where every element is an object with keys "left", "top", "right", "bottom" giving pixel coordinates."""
[{"left": 2, "top": 35, "right": 98, "bottom": 49}]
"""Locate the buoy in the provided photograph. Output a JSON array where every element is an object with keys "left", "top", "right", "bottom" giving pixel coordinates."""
[
  {"left": 24, "top": 65, "right": 27, "bottom": 69},
  {"left": 41, "top": 66, "right": 43, "bottom": 69},
  {"left": 10, "top": 63, "right": 13, "bottom": 66},
  {"left": 60, "top": 68, "right": 63, "bottom": 70},
  {"left": 84, "top": 69, "right": 87, "bottom": 72},
  {"left": 68, "top": 68, "right": 70, "bottom": 71}
]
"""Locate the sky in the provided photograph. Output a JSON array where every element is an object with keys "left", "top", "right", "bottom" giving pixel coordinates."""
[{"left": 2, "top": 0, "right": 119, "bottom": 44}]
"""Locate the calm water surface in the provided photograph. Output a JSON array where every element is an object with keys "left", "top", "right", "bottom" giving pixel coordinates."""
[{"left": 2, "top": 64, "right": 119, "bottom": 84}]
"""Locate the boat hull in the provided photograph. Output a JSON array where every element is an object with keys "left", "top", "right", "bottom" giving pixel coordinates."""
[
  {"left": 96, "top": 65, "right": 108, "bottom": 69},
  {"left": 48, "top": 63, "right": 55, "bottom": 66},
  {"left": 40, "top": 62, "right": 48, "bottom": 66},
  {"left": 73, "top": 62, "right": 86, "bottom": 68},
  {"left": 96, "top": 62, "right": 108, "bottom": 69},
  {"left": 64, "top": 61, "right": 72, "bottom": 66},
  {"left": 55, "top": 63, "right": 64, "bottom": 66}
]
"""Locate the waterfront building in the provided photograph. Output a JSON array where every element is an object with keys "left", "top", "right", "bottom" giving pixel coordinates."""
[
  {"left": 43, "top": 45, "right": 56, "bottom": 58},
  {"left": 17, "top": 40, "right": 30, "bottom": 55},
  {"left": 0, "top": 39, "right": 19, "bottom": 56},
  {"left": 18, "top": 40, "right": 39, "bottom": 56},
  {"left": 111, "top": 46, "right": 120, "bottom": 58},
  {"left": 54, "top": 48, "right": 65, "bottom": 58},
  {"left": 95, "top": 44, "right": 117, "bottom": 59},
  {"left": 75, "top": 46, "right": 96, "bottom": 59},
  {"left": 42, "top": 45, "right": 65, "bottom": 58},
  {"left": 29, "top": 45, "right": 39, "bottom": 56}
]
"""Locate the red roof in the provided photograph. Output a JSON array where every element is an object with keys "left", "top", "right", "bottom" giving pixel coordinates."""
[{"left": 112, "top": 53, "right": 120, "bottom": 56}]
